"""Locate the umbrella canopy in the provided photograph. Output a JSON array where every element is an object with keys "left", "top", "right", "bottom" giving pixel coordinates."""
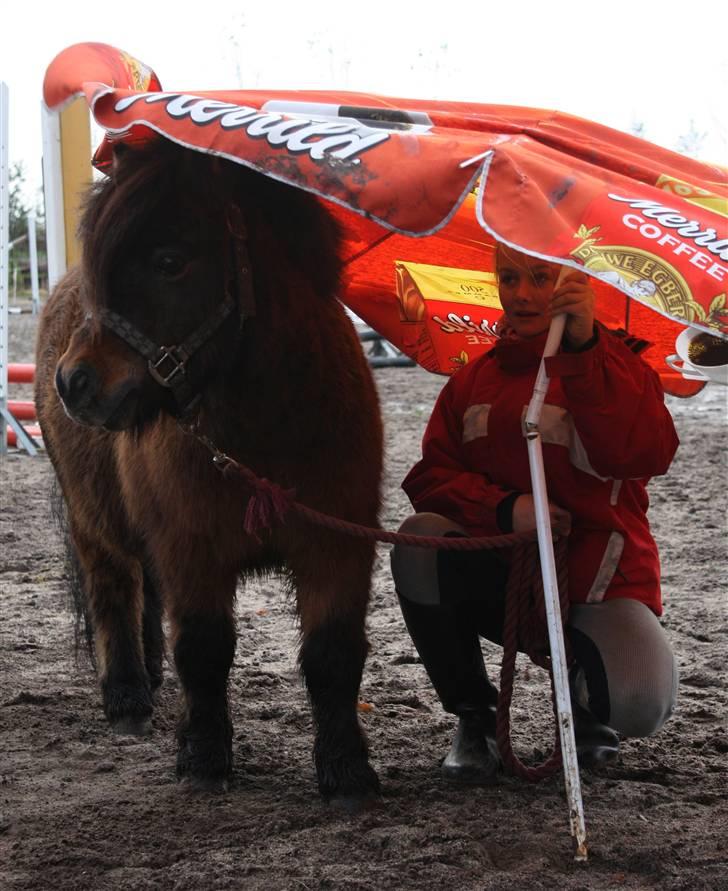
[{"left": 44, "top": 42, "right": 728, "bottom": 396}]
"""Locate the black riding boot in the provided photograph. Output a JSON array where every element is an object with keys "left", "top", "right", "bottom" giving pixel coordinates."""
[
  {"left": 569, "top": 666, "right": 619, "bottom": 768},
  {"left": 397, "top": 593, "right": 500, "bottom": 783}
]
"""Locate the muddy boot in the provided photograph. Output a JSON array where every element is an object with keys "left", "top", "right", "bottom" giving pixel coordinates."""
[
  {"left": 441, "top": 708, "right": 500, "bottom": 784},
  {"left": 397, "top": 593, "right": 500, "bottom": 782},
  {"left": 573, "top": 703, "right": 620, "bottom": 768},
  {"left": 569, "top": 666, "right": 619, "bottom": 767}
]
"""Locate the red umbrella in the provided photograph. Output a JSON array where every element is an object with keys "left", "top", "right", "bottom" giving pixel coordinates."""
[{"left": 44, "top": 42, "right": 728, "bottom": 397}]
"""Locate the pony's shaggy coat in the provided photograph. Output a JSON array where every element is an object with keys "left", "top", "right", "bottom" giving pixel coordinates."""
[{"left": 35, "top": 139, "right": 383, "bottom": 801}]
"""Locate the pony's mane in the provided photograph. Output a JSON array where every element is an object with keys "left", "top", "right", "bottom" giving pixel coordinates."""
[{"left": 78, "top": 138, "right": 344, "bottom": 308}]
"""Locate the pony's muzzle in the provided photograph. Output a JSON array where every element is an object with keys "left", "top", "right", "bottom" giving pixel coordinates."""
[
  {"left": 55, "top": 354, "right": 144, "bottom": 429},
  {"left": 55, "top": 362, "right": 99, "bottom": 413}
]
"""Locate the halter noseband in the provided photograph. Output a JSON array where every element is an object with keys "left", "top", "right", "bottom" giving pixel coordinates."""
[
  {"left": 97, "top": 295, "right": 238, "bottom": 416},
  {"left": 93, "top": 208, "right": 254, "bottom": 417}
]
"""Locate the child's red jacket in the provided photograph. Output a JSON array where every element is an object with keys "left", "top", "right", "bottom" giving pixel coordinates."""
[{"left": 402, "top": 328, "right": 679, "bottom": 615}]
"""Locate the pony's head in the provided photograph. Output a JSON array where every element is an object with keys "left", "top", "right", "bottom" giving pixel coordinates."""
[
  {"left": 55, "top": 140, "right": 244, "bottom": 429},
  {"left": 54, "top": 138, "right": 342, "bottom": 431}
]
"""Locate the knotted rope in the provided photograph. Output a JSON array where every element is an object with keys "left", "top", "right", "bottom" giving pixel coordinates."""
[
  {"left": 496, "top": 537, "right": 571, "bottom": 781},
  {"left": 194, "top": 432, "right": 533, "bottom": 551},
  {"left": 190, "top": 427, "right": 571, "bottom": 781}
]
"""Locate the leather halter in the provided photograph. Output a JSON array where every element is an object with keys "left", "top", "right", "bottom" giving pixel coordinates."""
[{"left": 95, "top": 208, "right": 254, "bottom": 417}]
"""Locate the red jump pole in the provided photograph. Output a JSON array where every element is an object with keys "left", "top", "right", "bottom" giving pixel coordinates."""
[
  {"left": 7, "top": 400, "right": 36, "bottom": 420},
  {"left": 8, "top": 363, "right": 36, "bottom": 383},
  {"left": 7, "top": 425, "right": 42, "bottom": 447}
]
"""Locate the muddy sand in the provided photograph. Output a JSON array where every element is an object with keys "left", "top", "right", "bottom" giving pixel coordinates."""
[{"left": 1, "top": 307, "right": 726, "bottom": 890}]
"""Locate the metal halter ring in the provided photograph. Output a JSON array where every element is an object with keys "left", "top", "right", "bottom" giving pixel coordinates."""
[{"left": 147, "top": 345, "right": 191, "bottom": 388}]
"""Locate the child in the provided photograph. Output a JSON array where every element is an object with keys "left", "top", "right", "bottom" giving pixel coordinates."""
[{"left": 391, "top": 245, "right": 679, "bottom": 782}]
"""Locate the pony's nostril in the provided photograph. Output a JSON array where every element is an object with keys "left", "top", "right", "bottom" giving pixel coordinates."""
[
  {"left": 68, "top": 368, "right": 91, "bottom": 400},
  {"left": 55, "top": 367, "right": 67, "bottom": 400},
  {"left": 58, "top": 365, "right": 97, "bottom": 410}
]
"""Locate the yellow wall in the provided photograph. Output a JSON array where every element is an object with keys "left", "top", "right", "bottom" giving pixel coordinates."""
[{"left": 58, "top": 99, "right": 92, "bottom": 267}]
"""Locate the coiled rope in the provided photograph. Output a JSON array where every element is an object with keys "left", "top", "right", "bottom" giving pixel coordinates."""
[{"left": 496, "top": 538, "right": 571, "bottom": 780}]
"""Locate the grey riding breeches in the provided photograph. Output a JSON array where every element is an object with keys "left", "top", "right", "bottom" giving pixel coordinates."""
[{"left": 391, "top": 512, "right": 679, "bottom": 738}]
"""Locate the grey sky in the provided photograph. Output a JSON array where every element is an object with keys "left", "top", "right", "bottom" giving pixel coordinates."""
[{"left": 3, "top": 0, "right": 726, "bottom": 201}]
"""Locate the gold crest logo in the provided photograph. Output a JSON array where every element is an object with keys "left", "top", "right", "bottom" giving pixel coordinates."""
[{"left": 571, "top": 225, "right": 708, "bottom": 323}]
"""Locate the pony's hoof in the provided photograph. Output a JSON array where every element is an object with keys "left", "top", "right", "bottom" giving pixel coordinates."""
[
  {"left": 110, "top": 715, "right": 152, "bottom": 737},
  {"left": 176, "top": 732, "right": 232, "bottom": 790},
  {"left": 103, "top": 682, "right": 153, "bottom": 734},
  {"left": 178, "top": 774, "right": 230, "bottom": 794},
  {"left": 317, "top": 757, "right": 381, "bottom": 807}
]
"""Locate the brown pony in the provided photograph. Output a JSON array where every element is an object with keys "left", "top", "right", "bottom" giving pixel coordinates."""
[{"left": 35, "top": 138, "right": 383, "bottom": 805}]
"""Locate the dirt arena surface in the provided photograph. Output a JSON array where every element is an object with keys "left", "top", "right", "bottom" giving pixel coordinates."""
[{"left": 1, "top": 307, "right": 726, "bottom": 890}]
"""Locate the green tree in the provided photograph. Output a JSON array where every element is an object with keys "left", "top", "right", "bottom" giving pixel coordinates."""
[
  {"left": 8, "top": 161, "right": 32, "bottom": 242},
  {"left": 6, "top": 162, "right": 48, "bottom": 294}
]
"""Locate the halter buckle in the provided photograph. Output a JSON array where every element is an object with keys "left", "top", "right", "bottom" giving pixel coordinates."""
[{"left": 148, "top": 346, "right": 189, "bottom": 388}]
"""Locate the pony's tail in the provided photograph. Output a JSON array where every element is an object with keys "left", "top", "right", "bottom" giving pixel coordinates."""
[{"left": 50, "top": 478, "right": 95, "bottom": 664}]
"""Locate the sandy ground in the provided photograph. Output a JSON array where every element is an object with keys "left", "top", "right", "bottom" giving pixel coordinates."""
[{"left": 1, "top": 306, "right": 727, "bottom": 891}]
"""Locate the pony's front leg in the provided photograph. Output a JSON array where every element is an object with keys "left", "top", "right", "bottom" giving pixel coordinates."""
[
  {"left": 72, "top": 526, "right": 153, "bottom": 735},
  {"left": 168, "top": 569, "right": 237, "bottom": 791},
  {"left": 141, "top": 567, "right": 165, "bottom": 692},
  {"left": 295, "top": 542, "right": 380, "bottom": 807}
]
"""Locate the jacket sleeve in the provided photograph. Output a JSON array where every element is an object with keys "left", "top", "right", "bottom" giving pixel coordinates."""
[
  {"left": 544, "top": 328, "right": 679, "bottom": 479},
  {"left": 402, "top": 374, "right": 515, "bottom": 536}
]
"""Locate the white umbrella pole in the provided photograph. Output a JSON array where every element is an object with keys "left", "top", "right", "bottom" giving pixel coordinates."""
[{"left": 523, "top": 278, "right": 588, "bottom": 861}]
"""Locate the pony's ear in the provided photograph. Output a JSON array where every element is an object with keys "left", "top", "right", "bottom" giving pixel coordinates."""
[
  {"left": 111, "top": 143, "right": 131, "bottom": 178},
  {"left": 208, "top": 155, "right": 242, "bottom": 204}
]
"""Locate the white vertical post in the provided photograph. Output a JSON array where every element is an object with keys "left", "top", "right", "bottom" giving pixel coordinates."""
[
  {"left": 1, "top": 82, "right": 10, "bottom": 456},
  {"left": 41, "top": 104, "right": 66, "bottom": 291},
  {"left": 27, "top": 213, "right": 40, "bottom": 314},
  {"left": 0, "top": 84, "right": 38, "bottom": 456}
]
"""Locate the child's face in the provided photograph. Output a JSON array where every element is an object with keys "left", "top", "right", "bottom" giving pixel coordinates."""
[{"left": 496, "top": 248, "right": 561, "bottom": 339}]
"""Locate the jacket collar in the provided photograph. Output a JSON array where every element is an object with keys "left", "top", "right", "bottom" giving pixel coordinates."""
[{"left": 494, "top": 330, "right": 549, "bottom": 373}]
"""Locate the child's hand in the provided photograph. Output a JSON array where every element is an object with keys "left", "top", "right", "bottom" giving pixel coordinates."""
[
  {"left": 513, "top": 494, "right": 572, "bottom": 537},
  {"left": 551, "top": 271, "right": 595, "bottom": 349}
]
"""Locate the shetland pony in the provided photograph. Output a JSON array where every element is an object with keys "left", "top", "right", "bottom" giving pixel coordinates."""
[{"left": 35, "top": 139, "right": 383, "bottom": 804}]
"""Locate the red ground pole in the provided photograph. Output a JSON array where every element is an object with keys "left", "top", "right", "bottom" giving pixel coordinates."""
[
  {"left": 8, "top": 364, "right": 36, "bottom": 384},
  {"left": 6, "top": 425, "right": 42, "bottom": 447},
  {"left": 7, "top": 400, "right": 36, "bottom": 420},
  {"left": 5, "top": 365, "right": 39, "bottom": 448}
]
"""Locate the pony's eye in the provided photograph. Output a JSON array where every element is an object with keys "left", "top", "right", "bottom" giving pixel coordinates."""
[{"left": 152, "top": 249, "right": 187, "bottom": 278}]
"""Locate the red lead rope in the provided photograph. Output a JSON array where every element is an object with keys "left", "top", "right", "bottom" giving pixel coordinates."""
[
  {"left": 496, "top": 538, "right": 572, "bottom": 781},
  {"left": 206, "top": 442, "right": 535, "bottom": 551},
  {"left": 194, "top": 428, "right": 572, "bottom": 781}
]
